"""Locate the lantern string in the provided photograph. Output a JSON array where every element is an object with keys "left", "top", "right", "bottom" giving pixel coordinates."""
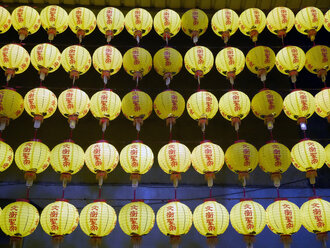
[
  {"left": 133, "top": 189, "right": 136, "bottom": 201},
  {"left": 0, "top": 131, "right": 2, "bottom": 139},
  {"left": 209, "top": 187, "right": 212, "bottom": 198},
  {"left": 302, "top": 130, "right": 307, "bottom": 139},
  {"left": 102, "top": 131, "right": 105, "bottom": 140},
  {"left": 39, "top": 80, "right": 43, "bottom": 87},
  {"left": 243, "top": 186, "right": 246, "bottom": 199},
  {"left": 281, "top": 36, "right": 284, "bottom": 47},
  {"left": 269, "top": 129, "right": 274, "bottom": 140},
  {"left": 26, "top": 186, "right": 30, "bottom": 200},
  {"left": 293, "top": 82, "right": 296, "bottom": 89},
  {"left": 262, "top": 81, "right": 266, "bottom": 89},
  {"left": 136, "top": 130, "right": 139, "bottom": 140},
  {"left": 33, "top": 128, "right": 38, "bottom": 139},
  {"left": 72, "top": 76, "right": 76, "bottom": 87},
  {"left": 202, "top": 131, "right": 206, "bottom": 141},
  {"left": 236, "top": 130, "right": 239, "bottom": 141},
  {"left": 169, "top": 128, "right": 172, "bottom": 141},
  {"left": 69, "top": 129, "right": 73, "bottom": 139},
  {"left": 276, "top": 187, "right": 280, "bottom": 198},
  {"left": 312, "top": 184, "right": 317, "bottom": 196},
  {"left": 61, "top": 187, "right": 65, "bottom": 199},
  {"left": 98, "top": 187, "right": 102, "bottom": 199},
  {"left": 174, "top": 187, "right": 177, "bottom": 200},
  {"left": 135, "top": 77, "right": 139, "bottom": 89}
]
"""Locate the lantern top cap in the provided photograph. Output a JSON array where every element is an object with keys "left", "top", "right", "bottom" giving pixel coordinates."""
[
  {"left": 234, "top": 139, "right": 246, "bottom": 143},
  {"left": 200, "top": 140, "right": 211, "bottom": 144},
  {"left": 16, "top": 199, "right": 29, "bottom": 202},
  {"left": 56, "top": 198, "right": 68, "bottom": 202},
  {"left": 93, "top": 199, "right": 106, "bottom": 202},
  {"left": 131, "top": 199, "right": 144, "bottom": 202},
  {"left": 132, "top": 140, "right": 143, "bottom": 144},
  {"left": 203, "top": 198, "right": 216, "bottom": 202},
  {"left": 63, "top": 139, "right": 74, "bottom": 143},
  {"left": 3, "top": 87, "right": 16, "bottom": 91},
  {"left": 266, "top": 139, "right": 278, "bottom": 144},
  {"left": 169, "top": 140, "right": 179, "bottom": 143},
  {"left": 168, "top": 199, "right": 180, "bottom": 203},
  {"left": 97, "top": 139, "right": 108, "bottom": 143},
  {"left": 30, "top": 138, "right": 42, "bottom": 142},
  {"left": 299, "top": 138, "right": 310, "bottom": 142},
  {"left": 259, "top": 88, "right": 269, "bottom": 92},
  {"left": 240, "top": 198, "right": 253, "bottom": 202},
  {"left": 274, "top": 198, "right": 288, "bottom": 201}
]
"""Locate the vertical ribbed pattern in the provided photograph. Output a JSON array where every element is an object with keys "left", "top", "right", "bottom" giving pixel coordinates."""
[
  {"left": 238, "top": 8, "right": 266, "bottom": 36},
  {"left": 68, "top": 7, "right": 96, "bottom": 34},
  {"left": 266, "top": 7, "right": 295, "bottom": 35},
  {"left": 251, "top": 90, "right": 283, "bottom": 119},
  {"left": 0, "top": 89, "right": 24, "bottom": 120},
  {"left": 58, "top": 88, "right": 90, "bottom": 119},
  {"left": 153, "top": 48, "right": 183, "bottom": 77},
  {"left": 187, "top": 91, "right": 218, "bottom": 120},
  {"left": 122, "top": 47, "right": 152, "bottom": 77},
  {"left": 154, "top": 90, "right": 185, "bottom": 119},
  {"left": 215, "top": 47, "right": 245, "bottom": 76},
  {"left": 181, "top": 9, "right": 208, "bottom": 36},
  {"left": 11, "top": 6, "right": 41, "bottom": 34},
  {"left": 315, "top": 88, "right": 330, "bottom": 119},
  {"left": 275, "top": 46, "right": 306, "bottom": 75},
  {"left": 283, "top": 90, "right": 315, "bottom": 121},
  {"left": 295, "top": 7, "right": 324, "bottom": 35},
  {"left": 0, "top": 7, "right": 11, "bottom": 34},
  {"left": 184, "top": 46, "right": 214, "bottom": 76},
  {"left": 154, "top": 9, "right": 181, "bottom": 38},
  {"left": 92, "top": 45, "right": 122, "bottom": 75},
  {"left": 96, "top": 7, "right": 124, "bottom": 35},
  {"left": 40, "top": 5, "right": 68, "bottom": 34},
  {"left": 325, "top": 144, "right": 330, "bottom": 168},
  {"left": 124, "top": 8, "right": 153, "bottom": 37},
  {"left": 30, "top": 43, "right": 61, "bottom": 73},
  {"left": 90, "top": 90, "right": 121, "bottom": 121},
  {"left": 211, "top": 9, "right": 239, "bottom": 37},
  {"left": 219, "top": 90, "right": 250, "bottom": 121},
  {"left": 0, "top": 44, "right": 30, "bottom": 74},
  {"left": 324, "top": 10, "right": 330, "bottom": 32},
  {"left": 305, "top": 45, "right": 330, "bottom": 74},
  {"left": 0, "top": 140, "right": 14, "bottom": 172},
  {"left": 246, "top": 46, "right": 276, "bottom": 74},
  {"left": 121, "top": 90, "right": 152, "bottom": 121},
  {"left": 61, "top": 45, "right": 91, "bottom": 75}
]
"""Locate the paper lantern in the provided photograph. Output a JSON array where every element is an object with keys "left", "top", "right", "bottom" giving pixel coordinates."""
[
  {"left": 295, "top": 7, "right": 324, "bottom": 42},
  {"left": 15, "top": 140, "right": 50, "bottom": 186},
  {"left": 158, "top": 141, "right": 191, "bottom": 187},
  {"left": 191, "top": 141, "right": 224, "bottom": 187},
  {"left": 211, "top": 9, "right": 239, "bottom": 44},
  {"left": 121, "top": 90, "right": 152, "bottom": 132},
  {"left": 154, "top": 9, "right": 181, "bottom": 43},
  {"left": 181, "top": 9, "right": 208, "bottom": 44},
  {"left": 90, "top": 89, "right": 121, "bottom": 132},
  {"left": 97, "top": 7, "right": 124, "bottom": 42},
  {"left": 251, "top": 89, "right": 283, "bottom": 130},
  {"left": 291, "top": 139, "right": 325, "bottom": 185},
  {"left": 24, "top": 87, "right": 57, "bottom": 129},
  {"left": 305, "top": 45, "right": 330, "bottom": 82},
  {"left": 325, "top": 10, "right": 330, "bottom": 32},
  {"left": 11, "top": 6, "right": 41, "bottom": 41},
  {"left": 0, "top": 88, "right": 24, "bottom": 131},
  {"left": 283, "top": 90, "right": 315, "bottom": 131},
  {"left": 40, "top": 5, "right": 68, "bottom": 41},
  {"left": 120, "top": 141, "right": 154, "bottom": 187},
  {"left": 50, "top": 141, "right": 85, "bottom": 187},
  {"left": 239, "top": 8, "right": 266, "bottom": 42},
  {"left": 186, "top": 90, "right": 218, "bottom": 132},
  {"left": 156, "top": 201, "right": 192, "bottom": 248},
  {"left": 0, "top": 44, "right": 30, "bottom": 82},
  {"left": 58, "top": 88, "right": 90, "bottom": 129},
  {"left": 266, "top": 7, "right": 295, "bottom": 38},
  {"left": 219, "top": 90, "right": 250, "bottom": 131},
  {"left": 85, "top": 141, "right": 119, "bottom": 186},
  {"left": 124, "top": 8, "right": 153, "bottom": 43},
  {"left": 0, "top": 140, "right": 14, "bottom": 172},
  {"left": 225, "top": 141, "right": 258, "bottom": 186},
  {"left": 326, "top": 144, "right": 330, "bottom": 168},
  {"left": 315, "top": 88, "right": 330, "bottom": 122},
  {"left": 0, "top": 7, "right": 11, "bottom": 34},
  {"left": 215, "top": 47, "right": 245, "bottom": 85},
  {"left": 153, "top": 47, "right": 183, "bottom": 86}
]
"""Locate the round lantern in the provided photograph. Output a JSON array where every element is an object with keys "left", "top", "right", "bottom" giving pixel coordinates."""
[
  {"left": 119, "top": 201, "right": 155, "bottom": 247},
  {"left": 0, "top": 44, "right": 30, "bottom": 82},
  {"left": 259, "top": 141, "right": 291, "bottom": 187},
  {"left": 305, "top": 45, "right": 330, "bottom": 82},
  {"left": 97, "top": 7, "right": 124, "bottom": 42},
  {"left": 153, "top": 47, "right": 183, "bottom": 86},
  {"left": 291, "top": 139, "right": 325, "bottom": 185},
  {"left": 193, "top": 200, "right": 229, "bottom": 248},
  {"left": 90, "top": 89, "right": 121, "bottom": 132},
  {"left": 92, "top": 45, "right": 122, "bottom": 85},
  {"left": 15, "top": 140, "right": 50, "bottom": 187},
  {"left": 266, "top": 7, "right": 295, "bottom": 38},
  {"left": 295, "top": 7, "right": 324, "bottom": 42},
  {"left": 154, "top": 9, "right": 181, "bottom": 43},
  {"left": 0, "top": 7, "right": 11, "bottom": 34},
  {"left": 0, "top": 140, "right": 14, "bottom": 172},
  {"left": 0, "top": 88, "right": 24, "bottom": 131},
  {"left": 225, "top": 141, "right": 258, "bottom": 186},
  {"left": 85, "top": 141, "right": 119, "bottom": 186},
  {"left": 211, "top": 9, "right": 239, "bottom": 44},
  {"left": 326, "top": 144, "right": 330, "bottom": 168},
  {"left": 315, "top": 88, "right": 330, "bottom": 122},
  {"left": 219, "top": 90, "right": 250, "bottom": 131},
  {"left": 215, "top": 47, "right": 245, "bottom": 85},
  {"left": 121, "top": 90, "right": 152, "bottom": 132},
  {"left": 12, "top": 6, "right": 41, "bottom": 41},
  {"left": 24, "top": 87, "right": 57, "bottom": 129},
  {"left": 158, "top": 141, "right": 191, "bottom": 187},
  {"left": 186, "top": 91, "right": 218, "bottom": 132},
  {"left": 238, "top": 8, "right": 266, "bottom": 42},
  {"left": 58, "top": 88, "right": 90, "bottom": 129},
  {"left": 120, "top": 141, "right": 154, "bottom": 187},
  {"left": 325, "top": 10, "right": 330, "bottom": 32},
  {"left": 156, "top": 201, "right": 192, "bottom": 248},
  {"left": 251, "top": 89, "right": 283, "bottom": 130},
  {"left": 40, "top": 5, "right": 69, "bottom": 40},
  {"left": 50, "top": 141, "right": 85, "bottom": 187},
  {"left": 124, "top": 8, "right": 153, "bottom": 43},
  {"left": 283, "top": 90, "right": 315, "bottom": 131},
  {"left": 181, "top": 9, "right": 208, "bottom": 44}
]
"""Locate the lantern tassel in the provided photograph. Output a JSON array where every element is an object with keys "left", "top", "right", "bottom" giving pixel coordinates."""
[
  {"left": 60, "top": 173, "right": 72, "bottom": 188},
  {"left": 206, "top": 236, "right": 218, "bottom": 248},
  {"left": 280, "top": 235, "right": 292, "bottom": 248},
  {"left": 107, "top": 35, "right": 111, "bottom": 43},
  {"left": 6, "top": 73, "right": 11, "bottom": 82},
  {"left": 231, "top": 117, "right": 241, "bottom": 131},
  {"left": 24, "top": 171, "right": 36, "bottom": 187},
  {"left": 205, "top": 172, "right": 215, "bottom": 187},
  {"left": 222, "top": 31, "right": 230, "bottom": 44},
  {"left": 0, "top": 117, "right": 9, "bottom": 131},
  {"left": 306, "top": 170, "right": 317, "bottom": 185},
  {"left": 271, "top": 172, "right": 282, "bottom": 188},
  {"left": 96, "top": 171, "right": 107, "bottom": 187},
  {"left": 244, "top": 235, "right": 255, "bottom": 248},
  {"left": 170, "top": 235, "right": 181, "bottom": 248},
  {"left": 131, "top": 173, "right": 141, "bottom": 188},
  {"left": 171, "top": 173, "right": 181, "bottom": 188},
  {"left": 316, "top": 233, "right": 328, "bottom": 248},
  {"left": 11, "top": 236, "right": 22, "bottom": 248},
  {"left": 297, "top": 117, "right": 307, "bottom": 131},
  {"left": 103, "top": 75, "right": 108, "bottom": 85},
  {"left": 131, "top": 235, "right": 142, "bottom": 248},
  {"left": 239, "top": 172, "right": 249, "bottom": 187},
  {"left": 193, "top": 35, "right": 198, "bottom": 44},
  {"left": 91, "top": 237, "right": 102, "bottom": 248},
  {"left": 166, "top": 77, "right": 171, "bottom": 87},
  {"left": 52, "top": 235, "right": 64, "bottom": 248}
]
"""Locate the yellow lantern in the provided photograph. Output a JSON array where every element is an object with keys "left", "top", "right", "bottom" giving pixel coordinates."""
[
  {"left": 283, "top": 90, "right": 315, "bottom": 131},
  {"left": 0, "top": 88, "right": 24, "bottom": 131},
  {"left": 85, "top": 141, "right": 119, "bottom": 186},
  {"left": 219, "top": 90, "right": 250, "bottom": 131},
  {"left": 120, "top": 141, "right": 154, "bottom": 187},
  {"left": 0, "top": 6, "right": 11, "bottom": 34},
  {"left": 225, "top": 141, "right": 258, "bottom": 186},
  {"left": 158, "top": 141, "right": 191, "bottom": 187},
  {"left": 50, "top": 141, "right": 85, "bottom": 187},
  {"left": 40, "top": 5, "right": 68, "bottom": 41},
  {"left": 24, "top": 87, "right": 57, "bottom": 129},
  {"left": 121, "top": 90, "right": 152, "bottom": 132},
  {"left": 275, "top": 46, "right": 306, "bottom": 84},
  {"left": 0, "top": 44, "right": 30, "bottom": 82},
  {"left": 305, "top": 45, "right": 330, "bottom": 82},
  {"left": 295, "top": 7, "right": 324, "bottom": 42},
  {"left": 193, "top": 200, "right": 229, "bottom": 248},
  {"left": 92, "top": 45, "right": 122, "bottom": 85},
  {"left": 15, "top": 140, "right": 50, "bottom": 186},
  {"left": 97, "top": 7, "right": 124, "bottom": 43},
  {"left": 291, "top": 139, "right": 325, "bottom": 185},
  {"left": 156, "top": 201, "right": 192, "bottom": 247},
  {"left": 154, "top": 9, "right": 181, "bottom": 43},
  {"left": 266, "top": 7, "right": 295, "bottom": 38},
  {"left": 124, "top": 8, "right": 153, "bottom": 43},
  {"left": 326, "top": 144, "right": 330, "bottom": 168},
  {"left": 11, "top": 6, "right": 41, "bottom": 41},
  {"left": 259, "top": 141, "right": 291, "bottom": 187},
  {"left": 58, "top": 88, "right": 90, "bottom": 129},
  {"left": 90, "top": 89, "right": 121, "bottom": 132},
  {"left": 181, "top": 9, "right": 208, "bottom": 44},
  {"left": 315, "top": 88, "right": 330, "bottom": 122},
  {"left": 251, "top": 89, "right": 283, "bottom": 130},
  {"left": 191, "top": 141, "right": 224, "bottom": 187},
  {"left": 186, "top": 90, "right": 218, "bottom": 132},
  {"left": 153, "top": 47, "right": 183, "bottom": 86},
  {"left": 325, "top": 10, "right": 330, "bottom": 32},
  {"left": 211, "top": 9, "right": 239, "bottom": 44},
  {"left": 215, "top": 47, "right": 245, "bottom": 85},
  {"left": 239, "top": 8, "right": 266, "bottom": 42},
  {"left": 0, "top": 140, "right": 14, "bottom": 172}
]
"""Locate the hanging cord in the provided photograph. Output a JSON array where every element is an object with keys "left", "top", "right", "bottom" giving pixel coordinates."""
[
  {"left": 135, "top": 77, "right": 139, "bottom": 89},
  {"left": 293, "top": 82, "right": 297, "bottom": 89},
  {"left": 39, "top": 80, "right": 43, "bottom": 87},
  {"left": 236, "top": 130, "right": 240, "bottom": 141},
  {"left": 202, "top": 130, "right": 206, "bottom": 141},
  {"left": 209, "top": 187, "right": 212, "bottom": 198},
  {"left": 302, "top": 130, "right": 307, "bottom": 139},
  {"left": 69, "top": 128, "right": 73, "bottom": 140},
  {"left": 102, "top": 130, "right": 105, "bottom": 140},
  {"left": 72, "top": 76, "right": 76, "bottom": 87},
  {"left": 169, "top": 126, "right": 172, "bottom": 141},
  {"left": 269, "top": 129, "right": 274, "bottom": 140},
  {"left": 136, "top": 130, "right": 140, "bottom": 140},
  {"left": 174, "top": 187, "right": 177, "bottom": 200},
  {"left": 26, "top": 186, "right": 30, "bottom": 200},
  {"left": 33, "top": 128, "right": 38, "bottom": 139},
  {"left": 61, "top": 187, "right": 65, "bottom": 199},
  {"left": 243, "top": 186, "right": 246, "bottom": 199},
  {"left": 312, "top": 184, "right": 317, "bottom": 197},
  {"left": 276, "top": 187, "right": 280, "bottom": 198},
  {"left": 98, "top": 187, "right": 102, "bottom": 199},
  {"left": 133, "top": 188, "right": 136, "bottom": 201}
]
